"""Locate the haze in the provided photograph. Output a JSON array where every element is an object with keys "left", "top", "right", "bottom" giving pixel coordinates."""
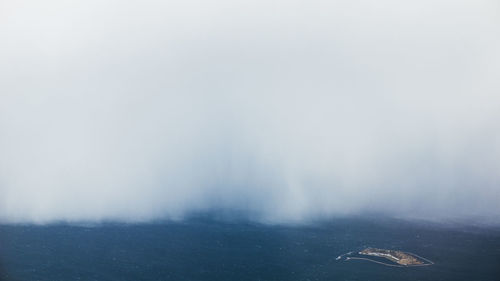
[{"left": 1, "top": 0, "right": 499, "bottom": 224}]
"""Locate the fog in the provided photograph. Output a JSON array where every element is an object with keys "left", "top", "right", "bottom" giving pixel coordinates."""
[{"left": 1, "top": 0, "right": 499, "bottom": 224}]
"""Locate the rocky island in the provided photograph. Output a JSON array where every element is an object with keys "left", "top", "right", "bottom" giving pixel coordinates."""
[
  {"left": 360, "top": 248, "right": 424, "bottom": 266},
  {"left": 338, "top": 247, "right": 434, "bottom": 267}
]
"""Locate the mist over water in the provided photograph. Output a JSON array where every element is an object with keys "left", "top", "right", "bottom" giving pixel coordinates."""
[{"left": 1, "top": 0, "right": 499, "bottom": 224}]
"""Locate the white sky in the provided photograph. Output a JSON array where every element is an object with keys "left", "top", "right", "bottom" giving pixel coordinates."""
[{"left": 1, "top": 0, "right": 499, "bottom": 223}]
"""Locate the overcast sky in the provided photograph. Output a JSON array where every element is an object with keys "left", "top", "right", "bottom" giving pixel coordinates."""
[{"left": 0, "top": 0, "right": 499, "bottom": 224}]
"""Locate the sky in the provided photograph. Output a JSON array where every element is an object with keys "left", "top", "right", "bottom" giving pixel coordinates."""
[{"left": 0, "top": 0, "right": 499, "bottom": 224}]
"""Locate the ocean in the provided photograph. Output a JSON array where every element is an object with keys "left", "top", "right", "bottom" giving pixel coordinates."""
[{"left": 1, "top": 216, "right": 499, "bottom": 281}]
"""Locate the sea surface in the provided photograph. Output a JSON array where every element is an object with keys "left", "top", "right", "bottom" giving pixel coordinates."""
[{"left": 0, "top": 216, "right": 499, "bottom": 281}]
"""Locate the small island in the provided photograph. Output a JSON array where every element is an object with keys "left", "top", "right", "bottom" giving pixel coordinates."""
[
  {"left": 337, "top": 247, "right": 434, "bottom": 267},
  {"left": 360, "top": 248, "right": 425, "bottom": 266}
]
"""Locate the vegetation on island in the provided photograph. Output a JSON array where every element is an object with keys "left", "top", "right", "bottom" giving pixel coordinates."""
[
  {"left": 359, "top": 248, "right": 425, "bottom": 266},
  {"left": 338, "top": 247, "right": 434, "bottom": 267}
]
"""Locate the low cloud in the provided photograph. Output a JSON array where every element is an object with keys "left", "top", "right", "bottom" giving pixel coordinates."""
[{"left": 1, "top": 0, "right": 499, "bottom": 224}]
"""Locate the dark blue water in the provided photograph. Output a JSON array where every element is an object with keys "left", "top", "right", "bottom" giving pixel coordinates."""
[{"left": 1, "top": 216, "right": 499, "bottom": 281}]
